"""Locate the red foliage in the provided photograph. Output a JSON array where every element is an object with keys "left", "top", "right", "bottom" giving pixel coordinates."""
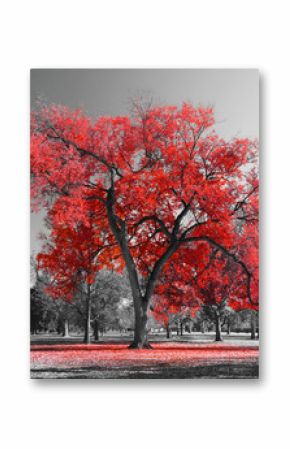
[
  {"left": 31, "top": 101, "right": 259, "bottom": 326},
  {"left": 31, "top": 343, "right": 258, "bottom": 371},
  {"left": 37, "top": 203, "right": 122, "bottom": 300},
  {"left": 152, "top": 226, "right": 258, "bottom": 325}
]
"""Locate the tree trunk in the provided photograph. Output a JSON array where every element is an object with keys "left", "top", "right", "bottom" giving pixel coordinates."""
[
  {"left": 200, "top": 321, "right": 205, "bottom": 334},
  {"left": 166, "top": 324, "right": 172, "bottom": 339},
  {"left": 93, "top": 319, "right": 99, "bottom": 341},
  {"left": 129, "top": 301, "right": 152, "bottom": 349},
  {"left": 251, "top": 311, "right": 256, "bottom": 340},
  {"left": 63, "top": 319, "right": 69, "bottom": 337},
  {"left": 84, "top": 283, "right": 91, "bottom": 344},
  {"left": 227, "top": 321, "right": 231, "bottom": 335},
  {"left": 215, "top": 314, "right": 222, "bottom": 341},
  {"left": 180, "top": 322, "right": 183, "bottom": 336},
  {"left": 106, "top": 184, "right": 185, "bottom": 350}
]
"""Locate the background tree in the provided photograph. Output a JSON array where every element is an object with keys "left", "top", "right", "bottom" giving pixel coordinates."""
[
  {"left": 31, "top": 265, "right": 133, "bottom": 340},
  {"left": 30, "top": 279, "right": 75, "bottom": 335},
  {"left": 30, "top": 284, "right": 46, "bottom": 334},
  {"left": 89, "top": 270, "right": 132, "bottom": 340}
]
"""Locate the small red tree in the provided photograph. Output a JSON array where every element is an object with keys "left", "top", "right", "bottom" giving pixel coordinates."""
[
  {"left": 37, "top": 204, "right": 120, "bottom": 343},
  {"left": 152, "top": 216, "right": 259, "bottom": 342},
  {"left": 193, "top": 257, "right": 245, "bottom": 341},
  {"left": 31, "top": 101, "right": 258, "bottom": 348}
]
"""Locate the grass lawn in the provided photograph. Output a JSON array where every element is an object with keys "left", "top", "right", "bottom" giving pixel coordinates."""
[{"left": 31, "top": 337, "right": 259, "bottom": 379}]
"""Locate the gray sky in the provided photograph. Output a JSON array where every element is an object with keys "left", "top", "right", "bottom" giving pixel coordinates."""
[{"left": 31, "top": 69, "right": 259, "bottom": 253}]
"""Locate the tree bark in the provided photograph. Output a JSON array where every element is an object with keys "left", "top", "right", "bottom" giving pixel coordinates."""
[
  {"left": 93, "top": 319, "right": 99, "bottom": 341},
  {"left": 215, "top": 314, "right": 222, "bottom": 341},
  {"left": 166, "top": 324, "right": 172, "bottom": 339},
  {"left": 129, "top": 301, "right": 152, "bottom": 348},
  {"left": 180, "top": 322, "right": 183, "bottom": 336},
  {"left": 250, "top": 311, "right": 256, "bottom": 340},
  {"left": 227, "top": 321, "right": 231, "bottom": 335},
  {"left": 84, "top": 283, "right": 91, "bottom": 344},
  {"left": 63, "top": 319, "right": 69, "bottom": 337}
]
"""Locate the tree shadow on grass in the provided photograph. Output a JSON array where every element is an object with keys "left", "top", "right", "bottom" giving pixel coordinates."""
[{"left": 31, "top": 362, "right": 259, "bottom": 379}]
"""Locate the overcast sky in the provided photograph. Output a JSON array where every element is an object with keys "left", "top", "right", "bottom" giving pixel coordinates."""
[{"left": 31, "top": 69, "right": 259, "bottom": 253}]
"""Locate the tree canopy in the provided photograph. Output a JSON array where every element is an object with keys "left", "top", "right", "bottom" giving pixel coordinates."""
[{"left": 31, "top": 101, "right": 259, "bottom": 347}]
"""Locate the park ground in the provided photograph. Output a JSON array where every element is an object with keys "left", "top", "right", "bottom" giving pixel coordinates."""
[{"left": 31, "top": 332, "right": 259, "bottom": 379}]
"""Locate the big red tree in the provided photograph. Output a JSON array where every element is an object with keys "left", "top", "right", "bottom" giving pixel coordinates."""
[{"left": 31, "top": 101, "right": 258, "bottom": 348}]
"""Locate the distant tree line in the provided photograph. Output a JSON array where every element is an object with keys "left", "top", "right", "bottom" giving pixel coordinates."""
[
  {"left": 31, "top": 269, "right": 134, "bottom": 341},
  {"left": 31, "top": 268, "right": 258, "bottom": 341}
]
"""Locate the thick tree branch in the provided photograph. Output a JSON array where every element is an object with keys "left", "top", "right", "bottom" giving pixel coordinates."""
[
  {"left": 133, "top": 215, "right": 171, "bottom": 239},
  {"left": 143, "top": 241, "right": 180, "bottom": 304}
]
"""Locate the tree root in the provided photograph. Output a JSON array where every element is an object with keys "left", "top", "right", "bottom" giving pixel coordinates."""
[{"left": 128, "top": 341, "right": 153, "bottom": 349}]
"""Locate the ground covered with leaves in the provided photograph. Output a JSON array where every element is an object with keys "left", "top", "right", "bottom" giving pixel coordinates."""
[{"left": 31, "top": 341, "right": 259, "bottom": 379}]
